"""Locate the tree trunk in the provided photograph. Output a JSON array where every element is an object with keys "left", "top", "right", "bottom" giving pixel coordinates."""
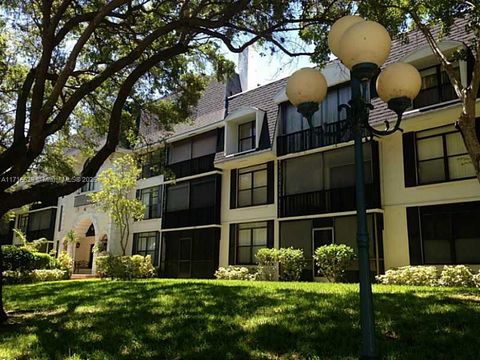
[
  {"left": 457, "top": 110, "right": 480, "bottom": 182},
  {"left": 0, "top": 243, "right": 8, "bottom": 323}
]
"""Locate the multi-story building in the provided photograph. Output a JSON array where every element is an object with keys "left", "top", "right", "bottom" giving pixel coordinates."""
[{"left": 8, "top": 22, "right": 480, "bottom": 279}]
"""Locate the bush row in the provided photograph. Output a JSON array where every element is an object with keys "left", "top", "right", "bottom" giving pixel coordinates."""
[
  {"left": 3, "top": 269, "right": 68, "bottom": 285},
  {"left": 95, "top": 255, "right": 155, "bottom": 280},
  {"left": 376, "top": 265, "right": 480, "bottom": 287},
  {"left": 216, "top": 245, "right": 356, "bottom": 282}
]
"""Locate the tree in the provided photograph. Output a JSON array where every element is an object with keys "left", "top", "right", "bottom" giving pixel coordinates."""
[
  {"left": 302, "top": 1, "right": 480, "bottom": 181},
  {"left": 0, "top": 0, "right": 346, "bottom": 321},
  {"left": 89, "top": 154, "right": 145, "bottom": 256}
]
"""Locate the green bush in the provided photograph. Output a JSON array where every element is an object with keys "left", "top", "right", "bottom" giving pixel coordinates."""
[
  {"left": 278, "top": 247, "right": 305, "bottom": 281},
  {"left": 214, "top": 266, "right": 256, "bottom": 280},
  {"left": 3, "top": 269, "right": 67, "bottom": 284},
  {"left": 376, "top": 266, "right": 439, "bottom": 286},
  {"left": 439, "top": 265, "right": 474, "bottom": 287},
  {"left": 313, "top": 244, "right": 356, "bottom": 282},
  {"left": 57, "top": 251, "right": 73, "bottom": 279},
  {"left": 95, "top": 254, "right": 155, "bottom": 280},
  {"left": 2, "top": 245, "right": 58, "bottom": 271},
  {"left": 473, "top": 271, "right": 480, "bottom": 288},
  {"left": 3, "top": 245, "right": 37, "bottom": 271},
  {"left": 255, "top": 248, "right": 278, "bottom": 281},
  {"left": 30, "top": 269, "right": 67, "bottom": 282},
  {"left": 2, "top": 270, "right": 30, "bottom": 284}
]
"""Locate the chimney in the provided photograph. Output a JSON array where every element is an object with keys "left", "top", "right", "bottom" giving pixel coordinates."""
[{"left": 238, "top": 46, "right": 261, "bottom": 91}]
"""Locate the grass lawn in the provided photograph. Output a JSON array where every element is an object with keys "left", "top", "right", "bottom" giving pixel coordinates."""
[{"left": 0, "top": 280, "right": 479, "bottom": 359}]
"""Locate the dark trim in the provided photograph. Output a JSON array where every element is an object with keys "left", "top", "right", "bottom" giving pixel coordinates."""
[
  {"left": 266, "top": 161, "right": 274, "bottom": 204},
  {"left": 230, "top": 169, "right": 237, "bottom": 209},
  {"left": 258, "top": 113, "right": 271, "bottom": 150},
  {"left": 229, "top": 223, "right": 236, "bottom": 265},
  {"left": 267, "top": 220, "right": 274, "bottom": 248},
  {"left": 406, "top": 206, "right": 423, "bottom": 265},
  {"left": 402, "top": 132, "right": 417, "bottom": 187},
  {"left": 58, "top": 205, "right": 63, "bottom": 232}
]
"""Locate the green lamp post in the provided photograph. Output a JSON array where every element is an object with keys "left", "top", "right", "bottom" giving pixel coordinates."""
[{"left": 285, "top": 16, "right": 422, "bottom": 359}]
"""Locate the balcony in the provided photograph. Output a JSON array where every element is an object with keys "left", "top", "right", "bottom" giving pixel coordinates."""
[
  {"left": 277, "top": 120, "right": 355, "bottom": 156},
  {"left": 162, "top": 206, "right": 219, "bottom": 229},
  {"left": 166, "top": 153, "right": 216, "bottom": 179},
  {"left": 279, "top": 184, "right": 380, "bottom": 218},
  {"left": 26, "top": 228, "right": 55, "bottom": 242},
  {"left": 74, "top": 194, "right": 93, "bottom": 207},
  {"left": 413, "top": 83, "right": 458, "bottom": 109}
]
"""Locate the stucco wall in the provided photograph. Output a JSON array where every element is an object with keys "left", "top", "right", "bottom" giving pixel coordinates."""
[{"left": 380, "top": 102, "right": 480, "bottom": 269}]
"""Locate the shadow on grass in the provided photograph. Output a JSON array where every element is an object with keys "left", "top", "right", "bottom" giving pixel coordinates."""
[{"left": 1, "top": 280, "right": 479, "bottom": 359}]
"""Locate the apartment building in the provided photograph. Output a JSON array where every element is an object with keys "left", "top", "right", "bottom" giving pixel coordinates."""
[{"left": 8, "top": 21, "right": 480, "bottom": 279}]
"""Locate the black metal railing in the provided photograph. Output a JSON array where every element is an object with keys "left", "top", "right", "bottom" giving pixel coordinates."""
[
  {"left": 162, "top": 205, "right": 219, "bottom": 228},
  {"left": 279, "top": 183, "right": 380, "bottom": 217},
  {"left": 277, "top": 120, "right": 356, "bottom": 156},
  {"left": 167, "top": 153, "right": 216, "bottom": 179},
  {"left": 413, "top": 83, "right": 458, "bottom": 109}
]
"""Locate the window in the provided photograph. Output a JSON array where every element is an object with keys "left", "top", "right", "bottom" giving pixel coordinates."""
[
  {"left": 237, "top": 222, "right": 268, "bottom": 264},
  {"left": 17, "top": 214, "right": 29, "bottom": 233},
  {"left": 139, "top": 149, "right": 163, "bottom": 178},
  {"left": 133, "top": 232, "right": 159, "bottom": 265},
  {"left": 28, "top": 210, "right": 52, "bottom": 231},
  {"left": 238, "top": 121, "right": 256, "bottom": 152},
  {"left": 80, "top": 178, "right": 97, "bottom": 193},
  {"left": 238, "top": 164, "right": 268, "bottom": 207},
  {"left": 165, "top": 176, "right": 217, "bottom": 212},
  {"left": 168, "top": 130, "right": 217, "bottom": 164},
  {"left": 137, "top": 186, "right": 161, "bottom": 219},
  {"left": 416, "top": 126, "right": 475, "bottom": 184},
  {"left": 418, "top": 203, "right": 480, "bottom": 264},
  {"left": 281, "top": 85, "right": 350, "bottom": 135},
  {"left": 413, "top": 64, "right": 459, "bottom": 109},
  {"left": 166, "top": 183, "right": 189, "bottom": 212}
]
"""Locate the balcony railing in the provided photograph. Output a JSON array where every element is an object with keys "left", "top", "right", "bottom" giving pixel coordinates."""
[
  {"left": 26, "top": 228, "right": 55, "bottom": 242},
  {"left": 167, "top": 153, "right": 216, "bottom": 179},
  {"left": 162, "top": 206, "right": 219, "bottom": 228},
  {"left": 279, "top": 184, "right": 380, "bottom": 218},
  {"left": 277, "top": 120, "right": 356, "bottom": 156},
  {"left": 413, "top": 83, "right": 458, "bottom": 109},
  {"left": 74, "top": 194, "right": 93, "bottom": 207}
]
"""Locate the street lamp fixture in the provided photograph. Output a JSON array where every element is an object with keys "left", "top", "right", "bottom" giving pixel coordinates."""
[{"left": 286, "top": 16, "right": 421, "bottom": 360}]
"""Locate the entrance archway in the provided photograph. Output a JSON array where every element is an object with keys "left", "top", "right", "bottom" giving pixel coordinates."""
[{"left": 71, "top": 216, "right": 99, "bottom": 274}]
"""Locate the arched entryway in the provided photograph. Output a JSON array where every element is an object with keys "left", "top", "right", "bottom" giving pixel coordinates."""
[{"left": 71, "top": 216, "right": 99, "bottom": 275}]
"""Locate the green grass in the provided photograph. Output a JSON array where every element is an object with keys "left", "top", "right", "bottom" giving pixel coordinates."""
[{"left": 1, "top": 280, "right": 479, "bottom": 360}]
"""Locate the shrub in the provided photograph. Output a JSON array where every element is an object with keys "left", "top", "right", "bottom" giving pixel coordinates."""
[
  {"left": 30, "top": 269, "right": 67, "bottom": 282},
  {"left": 2, "top": 270, "right": 30, "bottom": 285},
  {"left": 214, "top": 266, "right": 256, "bottom": 280},
  {"left": 3, "top": 245, "right": 36, "bottom": 271},
  {"left": 255, "top": 248, "right": 278, "bottom": 281},
  {"left": 2, "top": 245, "right": 57, "bottom": 271},
  {"left": 57, "top": 251, "right": 73, "bottom": 279},
  {"left": 376, "top": 266, "right": 439, "bottom": 286},
  {"left": 313, "top": 244, "right": 356, "bottom": 282},
  {"left": 439, "top": 265, "right": 474, "bottom": 287},
  {"left": 95, "top": 254, "right": 155, "bottom": 280},
  {"left": 278, "top": 247, "right": 304, "bottom": 281},
  {"left": 3, "top": 269, "right": 67, "bottom": 284},
  {"left": 473, "top": 271, "right": 480, "bottom": 288}
]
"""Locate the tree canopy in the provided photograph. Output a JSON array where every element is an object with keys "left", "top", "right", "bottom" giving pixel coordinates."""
[{"left": 0, "top": 0, "right": 347, "bottom": 217}]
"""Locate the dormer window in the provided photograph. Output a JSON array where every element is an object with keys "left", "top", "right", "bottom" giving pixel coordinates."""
[
  {"left": 413, "top": 64, "right": 459, "bottom": 109},
  {"left": 224, "top": 106, "right": 265, "bottom": 156},
  {"left": 238, "top": 121, "right": 256, "bottom": 152}
]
